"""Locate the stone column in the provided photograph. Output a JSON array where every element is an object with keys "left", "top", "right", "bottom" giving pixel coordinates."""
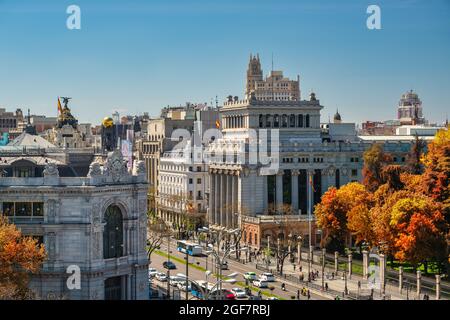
[
  {"left": 416, "top": 270, "right": 421, "bottom": 299},
  {"left": 379, "top": 254, "right": 386, "bottom": 294},
  {"left": 221, "top": 174, "right": 227, "bottom": 226},
  {"left": 362, "top": 250, "right": 369, "bottom": 280},
  {"left": 436, "top": 274, "right": 441, "bottom": 300},
  {"left": 231, "top": 174, "right": 236, "bottom": 228},
  {"left": 263, "top": 175, "right": 268, "bottom": 212},
  {"left": 334, "top": 251, "right": 339, "bottom": 273},
  {"left": 226, "top": 174, "right": 232, "bottom": 228},
  {"left": 348, "top": 253, "right": 352, "bottom": 279},
  {"left": 210, "top": 173, "right": 215, "bottom": 224},
  {"left": 399, "top": 267, "right": 403, "bottom": 294},
  {"left": 276, "top": 170, "right": 283, "bottom": 213},
  {"left": 214, "top": 174, "right": 220, "bottom": 226},
  {"left": 291, "top": 170, "right": 299, "bottom": 213}
]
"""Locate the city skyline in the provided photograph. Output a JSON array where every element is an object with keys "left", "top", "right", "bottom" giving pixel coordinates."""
[{"left": 1, "top": 0, "right": 450, "bottom": 124}]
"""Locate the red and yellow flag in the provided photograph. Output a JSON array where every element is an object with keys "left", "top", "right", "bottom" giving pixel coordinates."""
[
  {"left": 215, "top": 119, "right": 221, "bottom": 128},
  {"left": 57, "top": 97, "right": 63, "bottom": 114}
]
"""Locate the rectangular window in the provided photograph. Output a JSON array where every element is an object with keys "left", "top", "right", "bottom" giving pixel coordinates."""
[
  {"left": 3, "top": 202, "right": 14, "bottom": 216},
  {"left": 15, "top": 202, "right": 32, "bottom": 216},
  {"left": 33, "top": 202, "right": 44, "bottom": 216},
  {"left": 197, "top": 178, "right": 201, "bottom": 184},
  {"left": 189, "top": 178, "right": 193, "bottom": 184},
  {"left": 351, "top": 169, "right": 358, "bottom": 177}
]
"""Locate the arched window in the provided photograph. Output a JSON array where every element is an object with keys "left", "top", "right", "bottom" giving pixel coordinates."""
[
  {"left": 289, "top": 114, "right": 296, "bottom": 127},
  {"left": 298, "top": 114, "right": 303, "bottom": 127},
  {"left": 305, "top": 114, "right": 310, "bottom": 128},
  {"left": 281, "top": 114, "right": 288, "bottom": 128},
  {"left": 273, "top": 114, "right": 279, "bottom": 128},
  {"left": 103, "top": 205, "right": 124, "bottom": 259},
  {"left": 266, "top": 115, "right": 272, "bottom": 127}
]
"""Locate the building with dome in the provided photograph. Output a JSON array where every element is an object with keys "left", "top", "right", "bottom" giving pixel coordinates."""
[
  {"left": 397, "top": 90, "right": 425, "bottom": 125},
  {"left": 46, "top": 99, "right": 96, "bottom": 149}
]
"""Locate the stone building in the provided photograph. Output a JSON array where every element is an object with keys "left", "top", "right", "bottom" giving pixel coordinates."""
[
  {"left": 245, "top": 54, "right": 300, "bottom": 101},
  {"left": 397, "top": 90, "right": 425, "bottom": 125},
  {"left": 0, "top": 141, "right": 149, "bottom": 300}
]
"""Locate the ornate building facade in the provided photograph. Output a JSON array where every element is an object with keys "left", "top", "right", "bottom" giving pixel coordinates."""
[
  {"left": 0, "top": 144, "right": 149, "bottom": 300},
  {"left": 207, "top": 58, "right": 414, "bottom": 249},
  {"left": 245, "top": 54, "right": 300, "bottom": 101}
]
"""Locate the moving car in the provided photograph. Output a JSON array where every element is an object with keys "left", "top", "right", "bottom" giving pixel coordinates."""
[
  {"left": 252, "top": 279, "right": 269, "bottom": 288},
  {"left": 220, "top": 261, "right": 228, "bottom": 270},
  {"left": 155, "top": 272, "right": 167, "bottom": 282},
  {"left": 243, "top": 272, "right": 257, "bottom": 280},
  {"left": 260, "top": 272, "right": 276, "bottom": 282},
  {"left": 169, "top": 276, "right": 185, "bottom": 286},
  {"left": 163, "top": 261, "right": 177, "bottom": 270},
  {"left": 148, "top": 268, "right": 158, "bottom": 278},
  {"left": 231, "top": 288, "right": 247, "bottom": 299},
  {"left": 267, "top": 297, "right": 279, "bottom": 300}
]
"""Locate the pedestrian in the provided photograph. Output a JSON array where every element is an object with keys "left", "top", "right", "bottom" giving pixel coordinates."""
[
  {"left": 297, "top": 289, "right": 300, "bottom": 300},
  {"left": 307, "top": 290, "right": 311, "bottom": 300},
  {"left": 299, "top": 266, "right": 302, "bottom": 272},
  {"left": 325, "top": 282, "right": 328, "bottom": 291},
  {"left": 293, "top": 264, "right": 296, "bottom": 271},
  {"left": 331, "top": 272, "right": 334, "bottom": 279}
]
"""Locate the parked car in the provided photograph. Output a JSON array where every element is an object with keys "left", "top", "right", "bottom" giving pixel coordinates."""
[
  {"left": 260, "top": 272, "right": 276, "bottom": 282},
  {"left": 231, "top": 288, "right": 247, "bottom": 299},
  {"left": 148, "top": 268, "right": 158, "bottom": 278},
  {"left": 163, "top": 261, "right": 177, "bottom": 270},
  {"left": 220, "top": 261, "right": 228, "bottom": 270},
  {"left": 253, "top": 279, "right": 269, "bottom": 288},
  {"left": 155, "top": 272, "right": 167, "bottom": 282},
  {"left": 243, "top": 272, "right": 257, "bottom": 280}
]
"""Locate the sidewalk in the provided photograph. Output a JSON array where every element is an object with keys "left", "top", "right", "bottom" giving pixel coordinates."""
[{"left": 252, "top": 254, "right": 432, "bottom": 300}]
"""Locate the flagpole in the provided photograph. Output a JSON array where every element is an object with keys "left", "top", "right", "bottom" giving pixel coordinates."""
[{"left": 308, "top": 170, "right": 312, "bottom": 279}]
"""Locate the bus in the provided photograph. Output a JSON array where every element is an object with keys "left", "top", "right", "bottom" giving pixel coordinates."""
[{"left": 176, "top": 240, "right": 202, "bottom": 256}]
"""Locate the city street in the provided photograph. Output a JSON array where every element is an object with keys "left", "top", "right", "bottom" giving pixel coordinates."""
[{"left": 150, "top": 238, "right": 329, "bottom": 300}]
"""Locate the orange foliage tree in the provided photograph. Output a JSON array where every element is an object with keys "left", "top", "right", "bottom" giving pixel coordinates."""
[
  {"left": 315, "top": 182, "right": 372, "bottom": 252},
  {"left": 420, "top": 126, "right": 450, "bottom": 222},
  {"left": 0, "top": 215, "right": 47, "bottom": 299},
  {"left": 362, "top": 143, "right": 392, "bottom": 192},
  {"left": 390, "top": 197, "right": 447, "bottom": 271}
]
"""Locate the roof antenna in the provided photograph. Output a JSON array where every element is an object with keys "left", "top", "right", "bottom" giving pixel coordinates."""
[{"left": 271, "top": 52, "right": 274, "bottom": 101}]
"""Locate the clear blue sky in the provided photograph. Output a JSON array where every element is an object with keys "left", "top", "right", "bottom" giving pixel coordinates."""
[{"left": 1, "top": 0, "right": 449, "bottom": 125}]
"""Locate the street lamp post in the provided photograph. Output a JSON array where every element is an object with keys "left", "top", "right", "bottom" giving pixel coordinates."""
[{"left": 321, "top": 248, "right": 325, "bottom": 291}]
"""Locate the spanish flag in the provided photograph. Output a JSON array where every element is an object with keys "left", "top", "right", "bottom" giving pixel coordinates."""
[
  {"left": 57, "top": 97, "right": 63, "bottom": 114},
  {"left": 215, "top": 119, "right": 221, "bottom": 129}
]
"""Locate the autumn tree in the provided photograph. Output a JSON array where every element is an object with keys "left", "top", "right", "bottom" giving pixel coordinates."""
[
  {"left": 315, "top": 183, "right": 372, "bottom": 252},
  {"left": 390, "top": 196, "right": 447, "bottom": 273},
  {"left": 0, "top": 215, "right": 47, "bottom": 299},
  {"left": 406, "top": 134, "right": 426, "bottom": 174},
  {"left": 362, "top": 143, "right": 392, "bottom": 192},
  {"left": 421, "top": 126, "right": 450, "bottom": 222}
]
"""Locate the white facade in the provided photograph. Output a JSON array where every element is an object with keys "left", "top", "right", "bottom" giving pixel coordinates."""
[{"left": 0, "top": 147, "right": 149, "bottom": 300}]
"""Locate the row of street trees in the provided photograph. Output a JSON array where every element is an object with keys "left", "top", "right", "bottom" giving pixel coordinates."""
[{"left": 315, "top": 129, "right": 450, "bottom": 275}]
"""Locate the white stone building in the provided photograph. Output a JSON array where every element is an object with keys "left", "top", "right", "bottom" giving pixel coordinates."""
[{"left": 0, "top": 142, "right": 149, "bottom": 300}]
